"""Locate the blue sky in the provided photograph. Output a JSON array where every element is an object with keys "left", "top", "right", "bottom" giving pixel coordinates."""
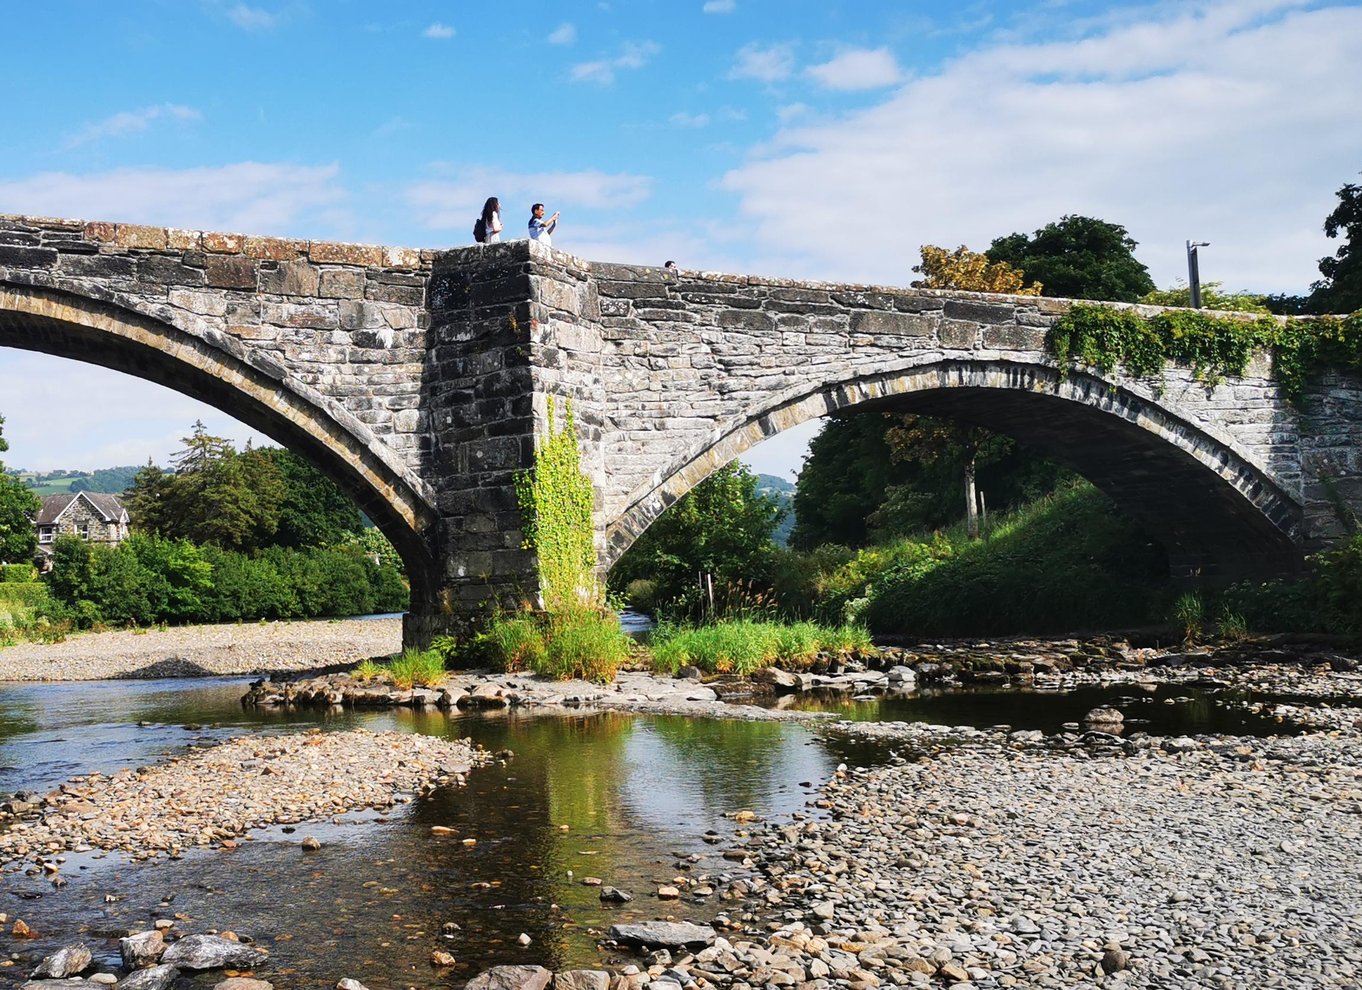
[{"left": 2, "top": 0, "right": 1361, "bottom": 476}]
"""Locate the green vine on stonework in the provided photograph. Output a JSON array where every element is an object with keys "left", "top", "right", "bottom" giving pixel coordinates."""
[
  {"left": 1048, "top": 304, "right": 1362, "bottom": 400},
  {"left": 514, "top": 396, "right": 600, "bottom": 612}
]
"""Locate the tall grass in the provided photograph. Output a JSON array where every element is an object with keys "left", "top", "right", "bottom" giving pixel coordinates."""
[
  {"left": 475, "top": 607, "right": 633, "bottom": 684},
  {"left": 648, "top": 619, "right": 873, "bottom": 675},
  {"left": 387, "top": 648, "right": 446, "bottom": 689}
]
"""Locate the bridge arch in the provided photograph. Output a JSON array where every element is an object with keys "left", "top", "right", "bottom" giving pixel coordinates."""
[
  {"left": 0, "top": 281, "right": 440, "bottom": 600},
  {"left": 604, "top": 358, "right": 1304, "bottom": 581}
]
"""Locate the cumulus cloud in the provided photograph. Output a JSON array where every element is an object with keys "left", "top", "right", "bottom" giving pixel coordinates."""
[
  {"left": 729, "top": 42, "right": 795, "bottom": 82},
  {"left": 404, "top": 167, "right": 653, "bottom": 229},
  {"left": 670, "top": 111, "right": 711, "bottom": 128},
  {"left": 721, "top": 1, "right": 1362, "bottom": 294},
  {"left": 571, "top": 40, "right": 661, "bottom": 84},
  {"left": 704, "top": 0, "right": 736, "bottom": 13},
  {"left": 63, "top": 104, "right": 200, "bottom": 150},
  {"left": 805, "top": 47, "right": 902, "bottom": 90},
  {"left": 423, "top": 22, "right": 454, "bottom": 39},
  {"left": 225, "top": 3, "right": 276, "bottom": 30},
  {"left": 548, "top": 22, "right": 576, "bottom": 45},
  {"left": 0, "top": 162, "right": 348, "bottom": 236}
]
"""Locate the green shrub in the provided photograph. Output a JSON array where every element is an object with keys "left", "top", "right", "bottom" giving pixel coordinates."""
[
  {"left": 1172, "top": 592, "right": 1205, "bottom": 642},
  {"left": 624, "top": 578, "right": 659, "bottom": 614},
  {"left": 353, "top": 658, "right": 386, "bottom": 681},
  {"left": 1, "top": 563, "right": 35, "bottom": 583},
  {"left": 0, "top": 582, "right": 51, "bottom": 609},
  {"left": 1215, "top": 609, "right": 1249, "bottom": 641},
  {"left": 487, "top": 614, "right": 547, "bottom": 672},
  {"left": 1315, "top": 533, "right": 1362, "bottom": 636},
  {"left": 537, "top": 609, "right": 632, "bottom": 683},
  {"left": 388, "top": 648, "right": 445, "bottom": 688},
  {"left": 647, "top": 619, "right": 873, "bottom": 675}
]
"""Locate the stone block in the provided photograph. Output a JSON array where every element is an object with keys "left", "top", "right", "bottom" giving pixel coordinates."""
[
  {"left": 202, "top": 231, "right": 245, "bottom": 253},
  {"left": 309, "top": 240, "right": 385, "bottom": 266},
  {"left": 260, "top": 260, "right": 321, "bottom": 297},
  {"left": 169, "top": 288, "right": 229, "bottom": 317},
  {"left": 717, "top": 309, "right": 773, "bottom": 331},
  {"left": 340, "top": 300, "right": 385, "bottom": 330},
  {"left": 166, "top": 227, "right": 202, "bottom": 250},
  {"left": 943, "top": 299, "right": 1014, "bottom": 324},
  {"left": 205, "top": 255, "right": 257, "bottom": 289},
  {"left": 383, "top": 245, "right": 422, "bottom": 269},
  {"left": 0, "top": 245, "right": 58, "bottom": 268},
  {"left": 982, "top": 325, "right": 1047, "bottom": 351},
  {"left": 939, "top": 320, "right": 979, "bottom": 349},
  {"left": 114, "top": 223, "right": 168, "bottom": 250},
  {"left": 245, "top": 235, "right": 307, "bottom": 261},
  {"left": 57, "top": 253, "right": 135, "bottom": 279},
  {"left": 850, "top": 310, "right": 931, "bottom": 336},
  {"left": 319, "top": 269, "right": 366, "bottom": 299},
  {"left": 83, "top": 221, "right": 116, "bottom": 242},
  {"left": 139, "top": 255, "right": 207, "bottom": 286}
]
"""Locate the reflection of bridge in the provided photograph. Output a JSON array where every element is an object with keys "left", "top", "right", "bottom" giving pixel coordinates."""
[{"left": 2, "top": 215, "right": 1358, "bottom": 643}]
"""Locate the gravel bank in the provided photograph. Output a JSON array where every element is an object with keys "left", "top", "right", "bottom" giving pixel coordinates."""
[
  {"left": 0, "top": 728, "right": 489, "bottom": 872},
  {"left": 710, "top": 730, "right": 1362, "bottom": 989},
  {"left": 0, "top": 617, "right": 402, "bottom": 681}
]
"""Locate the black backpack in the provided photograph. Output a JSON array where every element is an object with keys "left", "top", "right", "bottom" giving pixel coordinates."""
[{"left": 473, "top": 217, "right": 487, "bottom": 243}]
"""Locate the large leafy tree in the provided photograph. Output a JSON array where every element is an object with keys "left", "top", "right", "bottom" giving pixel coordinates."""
[
  {"left": 0, "top": 416, "right": 40, "bottom": 564},
  {"left": 611, "top": 462, "right": 784, "bottom": 608},
  {"left": 256, "top": 447, "right": 364, "bottom": 549},
  {"left": 986, "top": 215, "right": 1155, "bottom": 302},
  {"left": 1309, "top": 178, "right": 1362, "bottom": 314}
]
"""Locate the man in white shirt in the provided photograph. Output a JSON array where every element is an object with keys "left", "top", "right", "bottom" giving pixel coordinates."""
[{"left": 528, "top": 203, "right": 559, "bottom": 246}]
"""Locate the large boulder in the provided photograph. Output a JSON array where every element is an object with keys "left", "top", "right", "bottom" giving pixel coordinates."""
[
  {"left": 160, "top": 935, "right": 267, "bottom": 970},
  {"left": 30, "top": 943, "right": 92, "bottom": 979},
  {"left": 607, "top": 921, "right": 716, "bottom": 949},
  {"left": 462, "top": 965, "right": 552, "bottom": 990},
  {"left": 120, "top": 930, "right": 166, "bottom": 969},
  {"left": 752, "top": 667, "right": 801, "bottom": 692},
  {"left": 553, "top": 972, "right": 610, "bottom": 990}
]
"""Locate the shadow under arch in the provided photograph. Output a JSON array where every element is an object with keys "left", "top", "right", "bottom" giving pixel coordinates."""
[
  {"left": 0, "top": 281, "right": 440, "bottom": 602},
  {"left": 605, "top": 359, "right": 1304, "bottom": 581}
]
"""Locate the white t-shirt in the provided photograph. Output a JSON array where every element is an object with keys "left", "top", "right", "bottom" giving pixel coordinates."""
[{"left": 486, "top": 210, "right": 502, "bottom": 242}]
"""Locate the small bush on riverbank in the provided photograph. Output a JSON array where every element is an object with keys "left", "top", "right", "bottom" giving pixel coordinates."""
[
  {"left": 465, "top": 607, "right": 633, "bottom": 683},
  {"left": 648, "top": 619, "right": 873, "bottom": 675},
  {"left": 387, "top": 648, "right": 445, "bottom": 688},
  {"left": 1218, "top": 534, "right": 1362, "bottom": 637}
]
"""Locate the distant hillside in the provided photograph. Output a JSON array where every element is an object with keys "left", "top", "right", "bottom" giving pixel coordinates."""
[
  {"left": 756, "top": 473, "right": 796, "bottom": 546},
  {"left": 14, "top": 464, "right": 142, "bottom": 496}
]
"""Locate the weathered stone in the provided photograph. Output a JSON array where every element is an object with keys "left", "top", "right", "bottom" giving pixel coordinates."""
[
  {"left": 30, "top": 943, "right": 92, "bottom": 979},
  {"left": 204, "top": 255, "right": 257, "bottom": 289},
  {"left": 114, "top": 224, "right": 168, "bottom": 250},
  {"left": 462, "top": 965, "right": 552, "bottom": 990},
  {"left": 160, "top": 934, "right": 268, "bottom": 970},
  {"left": 608, "top": 921, "right": 716, "bottom": 948},
  {"left": 214, "top": 979, "right": 273, "bottom": 990},
  {"left": 114, "top": 965, "right": 181, "bottom": 990},
  {"left": 553, "top": 970, "right": 610, "bottom": 990},
  {"left": 120, "top": 930, "right": 166, "bottom": 969}
]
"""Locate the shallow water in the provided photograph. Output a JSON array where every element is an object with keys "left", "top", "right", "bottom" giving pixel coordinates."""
[{"left": 0, "top": 674, "right": 1306, "bottom": 985}]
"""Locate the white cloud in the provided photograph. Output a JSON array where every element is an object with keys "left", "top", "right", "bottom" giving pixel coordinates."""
[
  {"left": 729, "top": 42, "right": 795, "bottom": 83},
  {"left": 670, "top": 111, "right": 711, "bottom": 128},
  {"left": 63, "top": 104, "right": 200, "bottom": 150},
  {"left": 703, "top": 0, "right": 736, "bottom": 13},
  {"left": 0, "top": 162, "right": 348, "bottom": 237},
  {"left": 720, "top": 1, "right": 1362, "bottom": 294},
  {"left": 570, "top": 40, "right": 661, "bottom": 84},
  {"left": 423, "top": 22, "right": 454, "bottom": 39},
  {"left": 405, "top": 168, "right": 653, "bottom": 229},
  {"left": 225, "top": 3, "right": 276, "bottom": 30},
  {"left": 548, "top": 22, "right": 576, "bottom": 45},
  {"left": 805, "top": 47, "right": 902, "bottom": 90},
  {"left": 776, "top": 102, "right": 809, "bottom": 122}
]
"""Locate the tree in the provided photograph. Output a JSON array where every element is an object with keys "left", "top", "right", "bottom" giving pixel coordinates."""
[
  {"left": 125, "top": 460, "right": 175, "bottom": 534},
  {"left": 0, "top": 415, "right": 40, "bottom": 564},
  {"left": 1309, "top": 178, "right": 1362, "bottom": 314},
  {"left": 257, "top": 447, "right": 364, "bottom": 549},
  {"left": 882, "top": 417, "right": 1013, "bottom": 539},
  {"left": 1141, "top": 282, "right": 1271, "bottom": 314},
  {"left": 911, "top": 244, "right": 1042, "bottom": 295},
  {"left": 986, "top": 215, "right": 1155, "bottom": 302},
  {"left": 611, "top": 462, "right": 784, "bottom": 611}
]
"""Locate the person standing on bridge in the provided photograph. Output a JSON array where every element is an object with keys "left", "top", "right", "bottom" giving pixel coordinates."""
[
  {"left": 528, "top": 203, "right": 559, "bottom": 246},
  {"left": 480, "top": 197, "right": 503, "bottom": 243}
]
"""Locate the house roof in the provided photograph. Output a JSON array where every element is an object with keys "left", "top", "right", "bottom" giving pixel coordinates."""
[{"left": 35, "top": 491, "right": 130, "bottom": 525}]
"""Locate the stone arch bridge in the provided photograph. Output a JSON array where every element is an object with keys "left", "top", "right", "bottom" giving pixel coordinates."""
[{"left": 1, "top": 215, "right": 1358, "bottom": 645}]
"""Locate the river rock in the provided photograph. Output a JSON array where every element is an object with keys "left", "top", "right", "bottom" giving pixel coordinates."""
[
  {"left": 115, "top": 966, "right": 181, "bottom": 990},
  {"left": 608, "top": 921, "right": 716, "bottom": 948},
  {"left": 553, "top": 971, "right": 610, "bottom": 990},
  {"left": 462, "top": 965, "right": 552, "bottom": 990},
  {"left": 753, "top": 667, "right": 801, "bottom": 692},
  {"left": 30, "top": 943, "right": 92, "bottom": 979},
  {"left": 462, "top": 683, "right": 509, "bottom": 708},
  {"left": 19, "top": 981, "right": 89, "bottom": 990},
  {"left": 160, "top": 934, "right": 268, "bottom": 970},
  {"left": 214, "top": 979, "right": 273, "bottom": 990},
  {"left": 1084, "top": 706, "right": 1124, "bottom": 724},
  {"left": 886, "top": 665, "right": 917, "bottom": 685},
  {"left": 599, "top": 886, "right": 633, "bottom": 903},
  {"left": 121, "top": 930, "right": 166, "bottom": 968},
  {"left": 336, "top": 981, "right": 370, "bottom": 990}
]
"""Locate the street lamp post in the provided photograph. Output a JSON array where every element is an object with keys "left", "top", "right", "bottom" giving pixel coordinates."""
[{"left": 1186, "top": 240, "right": 1210, "bottom": 309}]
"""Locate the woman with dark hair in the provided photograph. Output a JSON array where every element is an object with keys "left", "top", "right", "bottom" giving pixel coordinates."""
[{"left": 481, "top": 197, "right": 504, "bottom": 243}]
